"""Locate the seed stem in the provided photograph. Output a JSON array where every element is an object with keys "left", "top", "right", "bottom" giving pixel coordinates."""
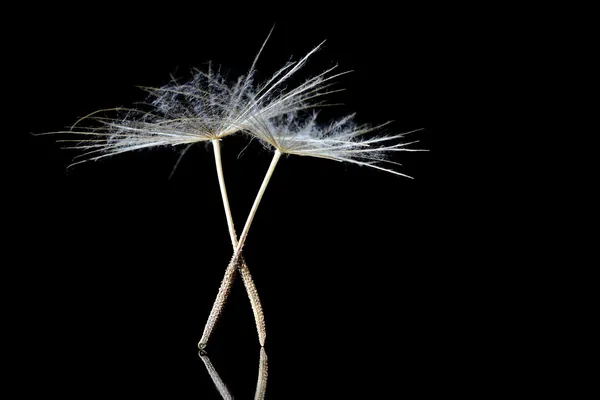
[
  {"left": 212, "top": 139, "right": 237, "bottom": 248},
  {"left": 198, "top": 141, "right": 274, "bottom": 349},
  {"left": 234, "top": 150, "right": 282, "bottom": 260}
]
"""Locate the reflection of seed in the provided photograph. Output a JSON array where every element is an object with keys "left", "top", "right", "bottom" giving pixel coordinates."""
[
  {"left": 199, "top": 351, "right": 234, "bottom": 400},
  {"left": 254, "top": 347, "right": 268, "bottom": 400}
]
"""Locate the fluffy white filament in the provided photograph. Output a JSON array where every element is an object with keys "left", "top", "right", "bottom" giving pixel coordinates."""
[
  {"left": 52, "top": 33, "right": 348, "bottom": 167},
  {"left": 242, "top": 111, "right": 424, "bottom": 178}
]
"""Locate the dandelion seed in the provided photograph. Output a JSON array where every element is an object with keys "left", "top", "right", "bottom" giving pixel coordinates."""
[
  {"left": 40, "top": 25, "right": 425, "bottom": 352},
  {"left": 41, "top": 27, "right": 343, "bottom": 350},
  {"left": 194, "top": 34, "right": 425, "bottom": 349},
  {"left": 196, "top": 36, "right": 355, "bottom": 349},
  {"left": 221, "top": 110, "right": 425, "bottom": 275}
]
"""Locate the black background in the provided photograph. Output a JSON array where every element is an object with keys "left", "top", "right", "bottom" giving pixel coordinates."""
[{"left": 14, "top": 6, "right": 508, "bottom": 398}]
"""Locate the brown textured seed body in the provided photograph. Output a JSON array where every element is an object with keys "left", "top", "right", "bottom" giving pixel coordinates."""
[
  {"left": 239, "top": 259, "right": 266, "bottom": 347},
  {"left": 199, "top": 255, "right": 266, "bottom": 348},
  {"left": 199, "top": 261, "right": 237, "bottom": 348}
]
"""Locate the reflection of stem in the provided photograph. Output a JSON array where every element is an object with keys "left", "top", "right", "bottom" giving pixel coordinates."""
[
  {"left": 199, "top": 149, "right": 281, "bottom": 349},
  {"left": 199, "top": 351, "right": 234, "bottom": 400},
  {"left": 199, "top": 348, "right": 269, "bottom": 400},
  {"left": 254, "top": 347, "right": 268, "bottom": 400}
]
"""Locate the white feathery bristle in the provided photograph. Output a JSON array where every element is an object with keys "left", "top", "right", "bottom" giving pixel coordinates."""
[
  {"left": 242, "top": 111, "right": 424, "bottom": 178},
  {"left": 45, "top": 31, "right": 423, "bottom": 175},
  {"left": 50, "top": 35, "right": 346, "bottom": 166}
]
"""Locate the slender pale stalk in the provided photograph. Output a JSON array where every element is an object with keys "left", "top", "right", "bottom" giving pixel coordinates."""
[
  {"left": 198, "top": 149, "right": 282, "bottom": 349},
  {"left": 211, "top": 139, "right": 237, "bottom": 248},
  {"left": 234, "top": 150, "right": 282, "bottom": 261},
  {"left": 198, "top": 140, "right": 267, "bottom": 350}
]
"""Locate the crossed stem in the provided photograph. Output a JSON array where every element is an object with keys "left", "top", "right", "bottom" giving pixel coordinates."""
[{"left": 199, "top": 141, "right": 281, "bottom": 349}]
